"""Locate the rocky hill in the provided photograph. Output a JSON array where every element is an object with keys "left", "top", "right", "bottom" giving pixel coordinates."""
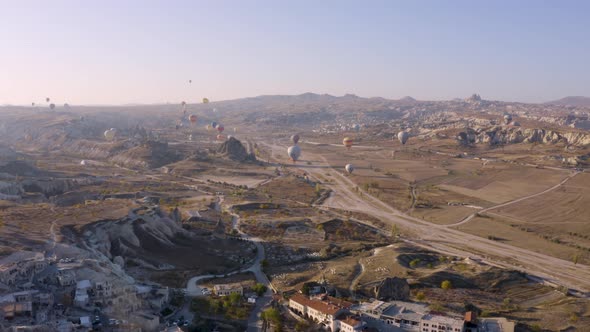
[
  {"left": 545, "top": 96, "right": 590, "bottom": 107},
  {"left": 456, "top": 126, "right": 590, "bottom": 147},
  {"left": 216, "top": 137, "right": 256, "bottom": 162}
]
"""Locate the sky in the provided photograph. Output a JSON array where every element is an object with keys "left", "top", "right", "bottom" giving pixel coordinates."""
[{"left": 1, "top": 0, "right": 589, "bottom": 105}]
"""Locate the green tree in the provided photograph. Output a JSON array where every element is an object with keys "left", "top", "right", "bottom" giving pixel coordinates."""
[
  {"left": 252, "top": 283, "right": 267, "bottom": 296},
  {"left": 302, "top": 283, "right": 311, "bottom": 296},
  {"left": 441, "top": 280, "right": 452, "bottom": 290},
  {"left": 416, "top": 291, "right": 426, "bottom": 301},
  {"left": 262, "top": 307, "right": 281, "bottom": 327},
  {"left": 228, "top": 292, "right": 242, "bottom": 306}
]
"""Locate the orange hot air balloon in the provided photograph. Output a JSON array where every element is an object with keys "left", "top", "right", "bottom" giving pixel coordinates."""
[{"left": 343, "top": 137, "right": 353, "bottom": 150}]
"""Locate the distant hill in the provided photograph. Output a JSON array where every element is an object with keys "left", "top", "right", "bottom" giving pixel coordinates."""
[{"left": 545, "top": 96, "right": 590, "bottom": 107}]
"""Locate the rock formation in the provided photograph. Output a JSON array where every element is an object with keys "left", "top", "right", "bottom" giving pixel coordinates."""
[{"left": 216, "top": 137, "right": 256, "bottom": 162}]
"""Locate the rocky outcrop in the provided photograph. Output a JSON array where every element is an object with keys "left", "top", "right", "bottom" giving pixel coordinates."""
[
  {"left": 21, "top": 177, "right": 103, "bottom": 198},
  {"left": 374, "top": 277, "right": 410, "bottom": 301},
  {"left": 456, "top": 126, "right": 590, "bottom": 147},
  {"left": 216, "top": 137, "right": 256, "bottom": 162}
]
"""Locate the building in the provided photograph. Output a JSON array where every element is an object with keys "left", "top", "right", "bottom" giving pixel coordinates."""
[
  {"left": 337, "top": 315, "right": 364, "bottom": 332},
  {"left": 56, "top": 270, "right": 76, "bottom": 287},
  {"left": 213, "top": 283, "right": 243, "bottom": 296},
  {"left": 0, "top": 252, "right": 47, "bottom": 286},
  {"left": 289, "top": 294, "right": 353, "bottom": 331},
  {"left": 355, "top": 300, "right": 465, "bottom": 332},
  {"left": 74, "top": 280, "right": 92, "bottom": 308}
]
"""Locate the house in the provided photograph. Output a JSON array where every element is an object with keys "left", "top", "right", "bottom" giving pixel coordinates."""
[
  {"left": 337, "top": 315, "right": 364, "bottom": 332},
  {"left": 0, "top": 252, "right": 46, "bottom": 286},
  {"left": 289, "top": 294, "right": 353, "bottom": 331},
  {"left": 213, "top": 283, "right": 243, "bottom": 296},
  {"left": 74, "top": 280, "right": 92, "bottom": 308},
  {"left": 355, "top": 300, "right": 465, "bottom": 332},
  {"left": 0, "top": 291, "right": 36, "bottom": 319},
  {"left": 80, "top": 316, "right": 92, "bottom": 328},
  {"left": 56, "top": 270, "right": 76, "bottom": 287}
]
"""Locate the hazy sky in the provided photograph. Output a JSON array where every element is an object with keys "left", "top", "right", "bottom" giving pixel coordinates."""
[{"left": 1, "top": 0, "right": 589, "bottom": 105}]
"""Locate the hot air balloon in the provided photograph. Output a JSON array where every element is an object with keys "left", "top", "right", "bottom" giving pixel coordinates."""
[
  {"left": 188, "top": 114, "right": 198, "bottom": 125},
  {"left": 49, "top": 103, "right": 56, "bottom": 110},
  {"left": 189, "top": 80, "right": 192, "bottom": 84},
  {"left": 503, "top": 114, "right": 512, "bottom": 125},
  {"left": 345, "top": 164, "right": 354, "bottom": 174},
  {"left": 31, "top": 102, "right": 35, "bottom": 107},
  {"left": 216, "top": 134, "right": 225, "bottom": 141},
  {"left": 189, "top": 134, "right": 194, "bottom": 141},
  {"left": 233, "top": 127, "right": 237, "bottom": 133},
  {"left": 397, "top": 131, "right": 409, "bottom": 145},
  {"left": 46, "top": 97, "right": 50, "bottom": 102},
  {"left": 216, "top": 125, "right": 224, "bottom": 133},
  {"left": 353, "top": 124, "right": 360, "bottom": 132},
  {"left": 343, "top": 137, "right": 353, "bottom": 150},
  {"left": 206, "top": 124, "right": 212, "bottom": 131},
  {"left": 288, "top": 145, "right": 301, "bottom": 162},
  {"left": 80, "top": 160, "right": 87, "bottom": 166},
  {"left": 291, "top": 134, "right": 300, "bottom": 144},
  {"left": 104, "top": 129, "right": 116, "bottom": 141},
  {"left": 181, "top": 101, "right": 186, "bottom": 107},
  {"left": 202, "top": 98, "right": 209, "bottom": 104},
  {"left": 64, "top": 103, "right": 70, "bottom": 108},
  {"left": 211, "top": 121, "right": 217, "bottom": 128}
]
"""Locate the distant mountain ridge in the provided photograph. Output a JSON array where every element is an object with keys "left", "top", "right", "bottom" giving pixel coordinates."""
[{"left": 545, "top": 96, "right": 590, "bottom": 107}]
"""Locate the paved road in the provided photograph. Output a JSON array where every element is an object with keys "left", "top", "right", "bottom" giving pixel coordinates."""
[
  {"left": 185, "top": 197, "right": 274, "bottom": 331},
  {"left": 263, "top": 142, "right": 590, "bottom": 294}
]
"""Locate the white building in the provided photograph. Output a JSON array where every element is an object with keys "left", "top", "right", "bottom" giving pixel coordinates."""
[
  {"left": 355, "top": 300, "right": 465, "bottom": 332},
  {"left": 213, "top": 283, "right": 243, "bottom": 296}
]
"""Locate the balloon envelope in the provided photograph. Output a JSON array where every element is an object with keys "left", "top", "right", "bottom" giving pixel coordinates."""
[
  {"left": 104, "top": 129, "right": 116, "bottom": 141},
  {"left": 202, "top": 98, "right": 210, "bottom": 104},
  {"left": 343, "top": 137, "right": 353, "bottom": 148},
  {"left": 188, "top": 114, "right": 198, "bottom": 124},
  {"left": 345, "top": 164, "right": 354, "bottom": 174},
  {"left": 287, "top": 145, "right": 301, "bottom": 161},
  {"left": 397, "top": 131, "right": 409, "bottom": 145},
  {"left": 291, "top": 134, "right": 300, "bottom": 144},
  {"left": 216, "top": 125, "right": 224, "bottom": 133}
]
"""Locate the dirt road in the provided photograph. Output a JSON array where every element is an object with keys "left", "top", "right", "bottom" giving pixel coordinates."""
[{"left": 263, "top": 142, "right": 590, "bottom": 295}]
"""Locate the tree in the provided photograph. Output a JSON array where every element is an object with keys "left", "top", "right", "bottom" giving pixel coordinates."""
[
  {"left": 416, "top": 291, "right": 426, "bottom": 301},
  {"left": 302, "top": 283, "right": 311, "bottom": 296},
  {"left": 252, "top": 283, "right": 267, "bottom": 297},
  {"left": 391, "top": 224, "right": 398, "bottom": 237},
  {"left": 228, "top": 292, "right": 242, "bottom": 306},
  {"left": 572, "top": 252, "right": 581, "bottom": 265},
  {"left": 441, "top": 280, "right": 452, "bottom": 290},
  {"left": 262, "top": 307, "right": 281, "bottom": 327}
]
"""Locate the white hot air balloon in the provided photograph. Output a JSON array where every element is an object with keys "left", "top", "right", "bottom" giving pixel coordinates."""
[
  {"left": 104, "top": 129, "right": 116, "bottom": 141},
  {"left": 287, "top": 145, "right": 301, "bottom": 162},
  {"left": 345, "top": 164, "right": 354, "bottom": 174}
]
